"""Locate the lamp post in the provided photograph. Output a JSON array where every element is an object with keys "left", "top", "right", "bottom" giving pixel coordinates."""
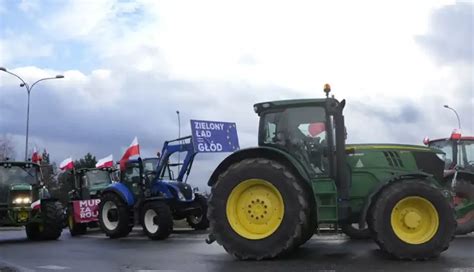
[
  {"left": 0, "top": 67, "right": 64, "bottom": 160},
  {"left": 443, "top": 105, "right": 462, "bottom": 130},
  {"left": 176, "top": 110, "right": 181, "bottom": 173}
]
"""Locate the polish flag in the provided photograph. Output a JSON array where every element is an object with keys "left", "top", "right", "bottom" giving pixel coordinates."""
[
  {"left": 120, "top": 137, "right": 140, "bottom": 171},
  {"left": 308, "top": 122, "right": 326, "bottom": 138},
  {"left": 31, "top": 199, "right": 41, "bottom": 210},
  {"left": 59, "top": 157, "right": 74, "bottom": 170},
  {"left": 31, "top": 146, "right": 41, "bottom": 164},
  {"left": 96, "top": 154, "right": 114, "bottom": 169}
]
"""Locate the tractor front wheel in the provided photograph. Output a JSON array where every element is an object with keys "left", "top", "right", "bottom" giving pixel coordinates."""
[
  {"left": 453, "top": 179, "right": 474, "bottom": 235},
  {"left": 68, "top": 205, "right": 87, "bottom": 236},
  {"left": 26, "top": 201, "right": 64, "bottom": 240},
  {"left": 368, "top": 180, "right": 456, "bottom": 260},
  {"left": 99, "top": 193, "right": 132, "bottom": 238},
  {"left": 208, "top": 158, "right": 310, "bottom": 260},
  {"left": 141, "top": 201, "right": 173, "bottom": 240},
  {"left": 186, "top": 194, "right": 210, "bottom": 230}
]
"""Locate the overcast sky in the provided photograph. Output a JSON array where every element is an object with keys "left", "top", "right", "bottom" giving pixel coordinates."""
[{"left": 0, "top": 0, "right": 472, "bottom": 190}]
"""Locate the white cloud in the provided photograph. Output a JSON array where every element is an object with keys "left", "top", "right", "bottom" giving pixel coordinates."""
[{"left": 1, "top": 0, "right": 471, "bottom": 189}]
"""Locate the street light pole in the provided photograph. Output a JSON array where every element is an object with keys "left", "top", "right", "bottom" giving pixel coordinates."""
[
  {"left": 0, "top": 67, "right": 64, "bottom": 160},
  {"left": 176, "top": 110, "right": 181, "bottom": 174},
  {"left": 443, "top": 105, "right": 462, "bottom": 130}
]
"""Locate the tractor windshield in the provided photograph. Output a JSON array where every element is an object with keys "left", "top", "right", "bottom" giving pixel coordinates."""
[
  {"left": 0, "top": 165, "right": 38, "bottom": 186},
  {"left": 260, "top": 106, "right": 331, "bottom": 175},
  {"left": 458, "top": 140, "right": 474, "bottom": 171},
  {"left": 83, "top": 170, "right": 111, "bottom": 187},
  {"left": 143, "top": 158, "right": 159, "bottom": 173},
  {"left": 0, "top": 165, "right": 38, "bottom": 204}
]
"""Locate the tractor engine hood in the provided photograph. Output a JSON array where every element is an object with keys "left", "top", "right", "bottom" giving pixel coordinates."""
[
  {"left": 346, "top": 144, "right": 445, "bottom": 181},
  {"left": 8, "top": 184, "right": 33, "bottom": 207}
]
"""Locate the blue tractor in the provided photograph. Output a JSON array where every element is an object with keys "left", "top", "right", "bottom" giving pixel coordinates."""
[{"left": 98, "top": 136, "right": 209, "bottom": 240}]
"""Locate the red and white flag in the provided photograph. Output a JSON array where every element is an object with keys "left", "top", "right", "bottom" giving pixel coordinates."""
[
  {"left": 31, "top": 146, "right": 41, "bottom": 163},
  {"left": 31, "top": 199, "right": 41, "bottom": 210},
  {"left": 59, "top": 157, "right": 74, "bottom": 170},
  {"left": 120, "top": 137, "right": 140, "bottom": 171},
  {"left": 307, "top": 122, "right": 326, "bottom": 138},
  {"left": 96, "top": 154, "right": 114, "bottom": 169}
]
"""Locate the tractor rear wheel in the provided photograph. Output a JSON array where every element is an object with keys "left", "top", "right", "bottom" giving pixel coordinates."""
[
  {"left": 453, "top": 179, "right": 474, "bottom": 235},
  {"left": 99, "top": 193, "right": 132, "bottom": 238},
  {"left": 186, "top": 194, "right": 210, "bottom": 230},
  {"left": 141, "top": 201, "right": 173, "bottom": 240},
  {"left": 368, "top": 180, "right": 455, "bottom": 260},
  {"left": 341, "top": 223, "right": 371, "bottom": 239},
  {"left": 208, "top": 158, "right": 310, "bottom": 260},
  {"left": 68, "top": 205, "right": 87, "bottom": 236}
]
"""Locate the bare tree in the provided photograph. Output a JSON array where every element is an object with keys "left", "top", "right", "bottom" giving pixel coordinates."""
[{"left": 0, "top": 135, "right": 15, "bottom": 161}]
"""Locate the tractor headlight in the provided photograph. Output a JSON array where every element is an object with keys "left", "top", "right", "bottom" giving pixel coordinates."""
[
  {"left": 177, "top": 191, "right": 186, "bottom": 201},
  {"left": 12, "top": 197, "right": 32, "bottom": 204}
]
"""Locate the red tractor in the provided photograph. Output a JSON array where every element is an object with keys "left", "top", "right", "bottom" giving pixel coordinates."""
[{"left": 424, "top": 130, "right": 474, "bottom": 234}]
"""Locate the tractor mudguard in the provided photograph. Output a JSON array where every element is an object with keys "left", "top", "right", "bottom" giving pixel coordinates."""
[
  {"left": 358, "top": 172, "right": 436, "bottom": 228},
  {"left": 102, "top": 183, "right": 135, "bottom": 206},
  {"left": 208, "top": 147, "right": 311, "bottom": 187}
]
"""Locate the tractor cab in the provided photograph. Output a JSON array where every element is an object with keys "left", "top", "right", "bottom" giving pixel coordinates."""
[
  {"left": 121, "top": 157, "right": 159, "bottom": 196},
  {"left": 254, "top": 89, "right": 350, "bottom": 219},
  {"left": 425, "top": 132, "right": 474, "bottom": 235},
  {"left": 426, "top": 133, "right": 474, "bottom": 172},
  {"left": 73, "top": 168, "right": 114, "bottom": 199}
]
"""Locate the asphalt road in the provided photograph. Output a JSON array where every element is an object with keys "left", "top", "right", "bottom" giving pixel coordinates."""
[{"left": 0, "top": 227, "right": 473, "bottom": 272}]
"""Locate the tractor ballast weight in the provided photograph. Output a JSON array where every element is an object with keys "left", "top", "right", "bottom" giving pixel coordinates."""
[
  {"left": 0, "top": 161, "right": 64, "bottom": 240},
  {"left": 99, "top": 136, "right": 209, "bottom": 240},
  {"left": 207, "top": 88, "right": 456, "bottom": 261}
]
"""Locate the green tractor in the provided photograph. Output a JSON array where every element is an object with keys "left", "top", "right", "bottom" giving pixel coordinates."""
[
  {"left": 53, "top": 167, "right": 114, "bottom": 236},
  {"left": 206, "top": 85, "right": 456, "bottom": 260},
  {"left": 0, "top": 160, "right": 64, "bottom": 240},
  {"left": 425, "top": 132, "right": 474, "bottom": 234}
]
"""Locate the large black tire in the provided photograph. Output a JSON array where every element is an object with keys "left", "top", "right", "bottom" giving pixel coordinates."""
[
  {"left": 67, "top": 205, "right": 87, "bottom": 236},
  {"left": 368, "top": 180, "right": 456, "bottom": 260},
  {"left": 99, "top": 193, "right": 132, "bottom": 238},
  {"left": 341, "top": 223, "right": 371, "bottom": 239},
  {"left": 208, "top": 158, "right": 310, "bottom": 260},
  {"left": 141, "top": 201, "right": 173, "bottom": 240},
  {"left": 40, "top": 201, "right": 64, "bottom": 240},
  {"left": 186, "top": 194, "right": 210, "bottom": 230},
  {"left": 453, "top": 179, "right": 474, "bottom": 235},
  {"left": 298, "top": 187, "right": 317, "bottom": 245},
  {"left": 26, "top": 201, "right": 64, "bottom": 241}
]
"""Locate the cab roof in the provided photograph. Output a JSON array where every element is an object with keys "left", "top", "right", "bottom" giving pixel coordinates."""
[
  {"left": 0, "top": 161, "right": 40, "bottom": 167},
  {"left": 429, "top": 136, "right": 474, "bottom": 143},
  {"left": 253, "top": 98, "right": 335, "bottom": 116}
]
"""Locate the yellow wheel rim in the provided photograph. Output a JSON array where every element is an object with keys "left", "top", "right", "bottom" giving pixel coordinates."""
[
  {"left": 391, "top": 196, "right": 439, "bottom": 244},
  {"left": 226, "top": 179, "right": 284, "bottom": 240},
  {"left": 68, "top": 214, "right": 74, "bottom": 229}
]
